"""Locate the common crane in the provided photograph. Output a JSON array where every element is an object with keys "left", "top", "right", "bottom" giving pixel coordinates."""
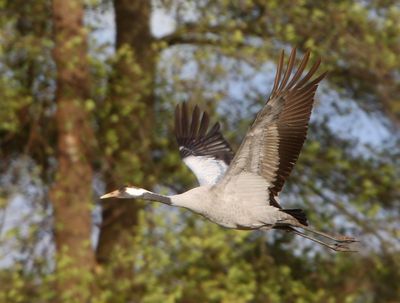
[{"left": 101, "top": 48, "right": 357, "bottom": 252}]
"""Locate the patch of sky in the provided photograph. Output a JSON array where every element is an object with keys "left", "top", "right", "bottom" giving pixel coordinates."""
[{"left": 0, "top": 157, "right": 53, "bottom": 269}]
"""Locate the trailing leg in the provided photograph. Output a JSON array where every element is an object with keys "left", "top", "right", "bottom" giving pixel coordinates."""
[
  {"left": 288, "top": 227, "right": 357, "bottom": 252},
  {"left": 273, "top": 225, "right": 358, "bottom": 252},
  {"left": 295, "top": 224, "right": 358, "bottom": 244}
]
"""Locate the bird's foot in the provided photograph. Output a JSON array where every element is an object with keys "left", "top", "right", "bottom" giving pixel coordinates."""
[
  {"left": 333, "top": 235, "right": 359, "bottom": 244},
  {"left": 330, "top": 242, "right": 358, "bottom": 253}
]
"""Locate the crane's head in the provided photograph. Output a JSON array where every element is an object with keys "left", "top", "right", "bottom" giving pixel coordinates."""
[{"left": 100, "top": 186, "right": 149, "bottom": 199}]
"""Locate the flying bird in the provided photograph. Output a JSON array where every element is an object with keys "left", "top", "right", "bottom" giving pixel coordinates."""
[{"left": 101, "top": 48, "right": 357, "bottom": 252}]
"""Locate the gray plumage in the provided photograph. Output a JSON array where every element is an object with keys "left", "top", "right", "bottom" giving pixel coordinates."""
[{"left": 101, "top": 48, "right": 357, "bottom": 252}]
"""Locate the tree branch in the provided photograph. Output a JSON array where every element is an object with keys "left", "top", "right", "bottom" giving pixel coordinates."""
[{"left": 160, "top": 22, "right": 266, "bottom": 47}]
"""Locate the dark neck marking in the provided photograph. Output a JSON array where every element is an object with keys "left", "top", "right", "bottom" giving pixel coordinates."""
[{"left": 143, "top": 191, "right": 172, "bottom": 205}]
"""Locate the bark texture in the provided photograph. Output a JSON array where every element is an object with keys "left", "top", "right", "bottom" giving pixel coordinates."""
[{"left": 51, "top": 1, "right": 96, "bottom": 301}]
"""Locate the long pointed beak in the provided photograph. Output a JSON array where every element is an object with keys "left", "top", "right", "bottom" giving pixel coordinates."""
[{"left": 100, "top": 189, "right": 120, "bottom": 199}]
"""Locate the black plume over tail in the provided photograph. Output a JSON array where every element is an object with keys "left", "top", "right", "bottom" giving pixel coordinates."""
[{"left": 281, "top": 209, "right": 308, "bottom": 226}]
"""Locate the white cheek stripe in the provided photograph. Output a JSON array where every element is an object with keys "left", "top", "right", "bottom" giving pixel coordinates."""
[
  {"left": 183, "top": 156, "right": 228, "bottom": 186},
  {"left": 125, "top": 187, "right": 149, "bottom": 196}
]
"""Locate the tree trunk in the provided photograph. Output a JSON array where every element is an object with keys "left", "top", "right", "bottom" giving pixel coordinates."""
[
  {"left": 51, "top": 1, "right": 96, "bottom": 301},
  {"left": 96, "top": 0, "right": 155, "bottom": 266}
]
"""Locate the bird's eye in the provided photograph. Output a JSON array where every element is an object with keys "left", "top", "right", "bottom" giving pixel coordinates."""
[{"left": 119, "top": 186, "right": 128, "bottom": 192}]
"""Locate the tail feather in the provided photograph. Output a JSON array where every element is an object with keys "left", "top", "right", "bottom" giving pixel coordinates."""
[{"left": 281, "top": 208, "right": 308, "bottom": 226}]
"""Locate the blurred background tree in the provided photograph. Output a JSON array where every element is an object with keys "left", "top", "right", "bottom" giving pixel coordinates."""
[{"left": 0, "top": 0, "right": 399, "bottom": 302}]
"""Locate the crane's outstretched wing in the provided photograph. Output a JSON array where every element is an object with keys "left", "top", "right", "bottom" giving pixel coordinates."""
[
  {"left": 221, "top": 48, "right": 326, "bottom": 208},
  {"left": 175, "top": 103, "right": 234, "bottom": 186}
]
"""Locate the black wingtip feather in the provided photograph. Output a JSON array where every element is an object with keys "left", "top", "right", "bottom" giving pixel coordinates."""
[{"left": 174, "top": 103, "right": 234, "bottom": 164}]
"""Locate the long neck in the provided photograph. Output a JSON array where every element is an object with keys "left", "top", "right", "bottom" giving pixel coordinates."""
[
  {"left": 142, "top": 191, "right": 172, "bottom": 205},
  {"left": 166, "top": 186, "right": 211, "bottom": 211},
  {"left": 140, "top": 186, "right": 211, "bottom": 212}
]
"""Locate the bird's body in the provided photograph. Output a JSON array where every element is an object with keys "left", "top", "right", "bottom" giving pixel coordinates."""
[
  {"left": 171, "top": 174, "right": 292, "bottom": 230},
  {"left": 101, "top": 48, "right": 357, "bottom": 252}
]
